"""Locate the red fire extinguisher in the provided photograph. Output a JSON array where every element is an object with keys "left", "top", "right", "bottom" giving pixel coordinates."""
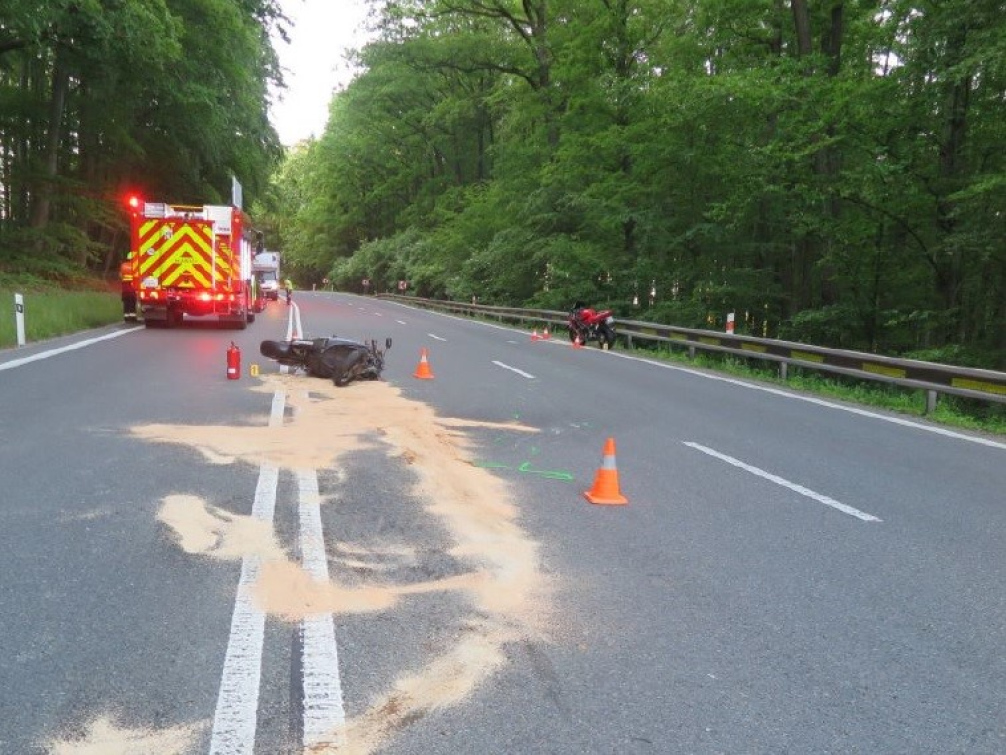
[{"left": 227, "top": 342, "right": 241, "bottom": 380}]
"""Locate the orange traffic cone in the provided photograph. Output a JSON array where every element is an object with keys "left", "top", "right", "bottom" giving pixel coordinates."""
[
  {"left": 572, "top": 334, "right": 582, "bottom": 349},
  {"left": 583, "top": 437, "right": 628, "bottom": 505},
  {"left": 413, "top": 348, "right": 435, "bottom": 379},
  {"left": 531, "top": 329, "right": 541, "bottom": 341},
  {"left": 542, "top": 326, "right": 551, "bottom": 340}
]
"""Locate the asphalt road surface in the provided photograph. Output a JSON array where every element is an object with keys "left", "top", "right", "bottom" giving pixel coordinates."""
[{"left": 1, "top": 292, "right": 1003, "bottom": 755}]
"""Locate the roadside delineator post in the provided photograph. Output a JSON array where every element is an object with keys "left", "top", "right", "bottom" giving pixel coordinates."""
[
  {"left": 14, "top": 293, "right": 26, "bottom": 347},
  {"left": 583, "top": 437, "right": 628, "bottom": 505}
]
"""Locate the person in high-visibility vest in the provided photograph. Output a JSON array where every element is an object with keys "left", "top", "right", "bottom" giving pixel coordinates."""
[
  {"left": 283, "top": 277, "right": 293, "bottom": 305},
  {"left": 120, "top": 252, "right": 138, "bottom": 321}
]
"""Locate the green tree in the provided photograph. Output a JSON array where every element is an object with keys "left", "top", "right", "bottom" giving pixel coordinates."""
[
  {"left": 0, "top": 0, "right": 284, "bottom": 275},
  {"left": 269, "top": 0, "right": 1005, "bottom": 365}
]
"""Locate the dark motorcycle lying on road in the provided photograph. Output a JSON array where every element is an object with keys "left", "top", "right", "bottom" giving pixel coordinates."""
[
  {"left": 259, "top": 336, "right": 391, "bottom": 386},
  {"left": 567, "top": 303, "right": 617, "bottom": 350}
]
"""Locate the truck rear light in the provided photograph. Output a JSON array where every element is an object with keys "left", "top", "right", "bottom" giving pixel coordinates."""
[{"left": 199, "top": 292, "right": 212, "bottom": 302}]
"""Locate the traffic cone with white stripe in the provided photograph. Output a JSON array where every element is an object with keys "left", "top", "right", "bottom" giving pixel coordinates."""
[
  {"left": 542, "top": 326, "right": 551, "bottom": 340},
  {"left": 583, "top": 437, "right": 628, "bottom": 505},
  {"left": 531, "top": 329, "right": 541, "bottom": 341},
  {"left": 413, "top": 348, "right": 435, "bottom": 379}
]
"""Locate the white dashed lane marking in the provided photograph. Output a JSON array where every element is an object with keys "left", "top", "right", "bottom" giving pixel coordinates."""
[{"left": 684, "top": 442, "right": 882, "bottom": 522}]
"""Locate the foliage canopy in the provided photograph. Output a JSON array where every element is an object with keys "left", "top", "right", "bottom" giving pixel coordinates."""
[
  {"left": 266, "top": 0, "right": 1004, "bottom": 367},
  {"left": 0, "top": 0, "right": 285, "bottom": 277}
]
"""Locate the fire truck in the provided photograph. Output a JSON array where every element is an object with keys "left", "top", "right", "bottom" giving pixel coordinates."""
[{"left": 123, "top": 198, "right": 265, "bottom": 328}]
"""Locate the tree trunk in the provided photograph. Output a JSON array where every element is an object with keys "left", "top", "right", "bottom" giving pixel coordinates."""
[
  {"left": 786, "top": 2, "right": 844, "bottom": 310},
  {"left": 529, "top": 4, "right": 558, "bottom": 150},
  {"left": 817, "top": 3, "right": 844, "bottom": 307},
  {"left": 790, "top": 0, "right": 812, "bottom": 58},
  {"left": 933, "top": 24, "right": 972, "bottom": 343},
  {"left": 30, "top": 48, "right": 69, "bottom": 234}
]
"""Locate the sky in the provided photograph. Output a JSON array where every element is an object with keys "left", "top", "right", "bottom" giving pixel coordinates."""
[{"left": 270, "top": 0, "right": 372, "bottom": 146}]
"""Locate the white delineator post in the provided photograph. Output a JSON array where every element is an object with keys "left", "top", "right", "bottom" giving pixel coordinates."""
[
  {"left": 14, "top": 293, "right": 26, "bottom": 346},
  {"left": 726, "top": 312, "right": 735, "bottom": 335}
]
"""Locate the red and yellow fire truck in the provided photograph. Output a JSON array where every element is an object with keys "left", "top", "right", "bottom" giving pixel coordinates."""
[{"left": 123, "top": 197, "right": 265, "bottom": 328}]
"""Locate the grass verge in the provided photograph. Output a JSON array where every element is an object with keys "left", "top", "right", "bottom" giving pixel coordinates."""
[
  {"left": 642, "top": 345, "right": 1006, "bottom": 437},
  {"left": 387, "top": 305, "right": 1006, "bottom": 438},
  {"left": 0, "top": 285, "right": 122, "bottom": 349},
  {"left": 465, "top": 310, "right": 1006, "bottom": 437}
]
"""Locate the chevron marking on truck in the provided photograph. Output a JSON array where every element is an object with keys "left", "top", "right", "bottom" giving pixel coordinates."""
[{"left": 137, "top": 220, "right": 222, "bottom": 288}]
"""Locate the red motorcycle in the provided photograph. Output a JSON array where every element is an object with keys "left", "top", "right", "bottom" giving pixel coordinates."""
[{"left": 567, "top": 302, "right": 617, "bottom": 349}]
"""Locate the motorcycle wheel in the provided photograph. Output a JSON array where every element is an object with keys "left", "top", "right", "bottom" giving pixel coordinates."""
[
  {"left": 599, "top": 324, "right": 616, "bottom": 350},
  {"left": 330, "top": 349, "right": 365, "bottom": 387}
]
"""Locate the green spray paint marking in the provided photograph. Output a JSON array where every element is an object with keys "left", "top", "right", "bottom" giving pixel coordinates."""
[
  {"left": 473, "top": 460, "right": 574, "bottom": 482},
  {"left": 517, "top": 461, "right": 574, "bottom": 481}
]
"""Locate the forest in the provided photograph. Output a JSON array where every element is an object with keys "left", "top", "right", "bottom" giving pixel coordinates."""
[
  {"left": 0, "top": 0, "right": 285, "bottom": 277},
  {"left": 2, "top": 1, "right": 1004, "bottom": 367}
]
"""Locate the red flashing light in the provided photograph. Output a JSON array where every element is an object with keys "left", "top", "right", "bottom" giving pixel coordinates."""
[{"left": 126, "top": 194, "right": 141, "bottom": 211}]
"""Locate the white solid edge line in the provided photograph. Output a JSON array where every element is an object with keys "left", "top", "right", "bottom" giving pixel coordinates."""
[
  {"left": 208, "top": 391, "right": 285, "bottom": 754},
  {"left": 281, "top": 304, "right": 298, "bottom": 373},
  {"left": 492, "top": 360, "right": 535, "bottom": 379},
  {"left": 380, "top": 300, "right": 1005, "bottom": 450},
  {"left": 0, "top": 327, "right": 138, "bottom": 372},
  {"left": 683, "top": 441, "right": 882, "bottom": 522},
  {"left": 610, "top": 351, "right": 1006, "bottom": 451},
  {"left": 298, "top": 467, "right": 347, "bottom": 749}
]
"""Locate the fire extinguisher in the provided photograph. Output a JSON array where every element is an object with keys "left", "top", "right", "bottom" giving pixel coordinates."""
[{"left": 227, "top": 342, "right": 241, "bottom": 380}]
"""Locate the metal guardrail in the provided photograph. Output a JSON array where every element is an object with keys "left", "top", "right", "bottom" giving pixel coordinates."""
[{"left": 378, "top": 294, "right": 1006, "bottom": 412}]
